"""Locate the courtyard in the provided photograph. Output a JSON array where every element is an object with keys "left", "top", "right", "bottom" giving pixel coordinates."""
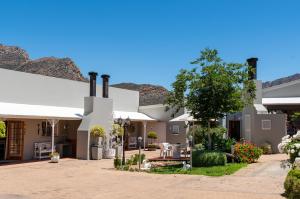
[{"left": 0, "top": 152, "right": 289, "bottom": 199}]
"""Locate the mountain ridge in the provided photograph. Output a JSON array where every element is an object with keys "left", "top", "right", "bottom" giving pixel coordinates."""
[{"left": 0, "top": 44, "right": 87, "bottom": 82}]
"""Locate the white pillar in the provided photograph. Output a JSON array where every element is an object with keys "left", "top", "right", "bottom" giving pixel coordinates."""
[
  {"left": 143, "top": 121, "right": 147, "bottom": 150},
  {"left": 49, "top": 119, "right": 58, "bottom": 154},
  {"left": 51, "top": 120, "right": 55, "bottom": 153}
]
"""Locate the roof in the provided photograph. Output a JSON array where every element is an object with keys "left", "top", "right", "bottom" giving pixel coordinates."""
[
  {"left": 254, "top": 104, "right": 268, "bottom": 114},
  {"left": 113, "top": 111, "right": 155, "bottom": 121},
  {"left": 0, "top": 102, "right": 155, "bottom": 121},
  {"left": 0, "top": 102, "right": 83, "bottom": 120},
  {"left": 263, "top": 78, "right": 300, "bottom": 93},
  {"left": 170, "top": 113, "right": 196, "bottom": 122},
  {"left": 262, "top": 97, "right": 300, "bottom": 105}
]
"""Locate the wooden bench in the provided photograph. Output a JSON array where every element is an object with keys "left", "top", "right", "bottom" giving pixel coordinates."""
[{"left": 34, "top": 142, "right": 54, "bottom": 160}]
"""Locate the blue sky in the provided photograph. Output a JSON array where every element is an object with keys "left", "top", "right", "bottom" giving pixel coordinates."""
[{"left": 1, "top": 0, "right": 300, "bottom": 89}]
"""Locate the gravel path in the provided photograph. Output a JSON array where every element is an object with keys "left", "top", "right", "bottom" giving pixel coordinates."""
[{"left": 0, "top": 153, "right": 289, "bottom": 199}]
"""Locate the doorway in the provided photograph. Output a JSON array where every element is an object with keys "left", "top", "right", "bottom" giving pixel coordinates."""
[
  {"left": 7, "top": 121, "right": 25, "bottom": 160},
  {"left": 228, "top": 120, "right": 241, "bottom": 141}
]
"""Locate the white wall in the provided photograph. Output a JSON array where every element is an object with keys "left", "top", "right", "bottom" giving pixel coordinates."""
[
  {"left": 22, "top": 119, "right": 79, "bottom": 160},
  {"left": 0, "top": 68, "right": 139, "bottom": 112},
  {"left": 146, "top": 122, "right": 167, "bottom": 144}
]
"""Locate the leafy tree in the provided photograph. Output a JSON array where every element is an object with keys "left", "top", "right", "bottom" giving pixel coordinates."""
[
  {"left": 0, "top": 121, "right": 6, "bottom": 138},
  {"left": 291, "top": 112, "right": 300, "bottom": 124},
  {"left": 112, "top": 124, "right": 124, "bottom": 137},
  {"left": 166, "top": 48, "right": 255, "bottom": 149}
]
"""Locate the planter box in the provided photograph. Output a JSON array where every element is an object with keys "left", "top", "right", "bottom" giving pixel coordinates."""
[
  {"left": 50, "top": 155, "right": 60, "bottom": 163},
  {"left": 104, "top": 148, "right": 116, "bottom": 159},
  {"left": 91, "top": 146, "right": 103, "bottom": 160}
]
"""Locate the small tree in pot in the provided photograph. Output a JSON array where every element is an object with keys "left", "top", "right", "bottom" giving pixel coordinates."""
[
  {"left": 90, "top": 125, "right": 106, "bottom": 160},
  {"left": 50, "top": 152, "right": 60, "bottom": 163},
  {"left": 0, "top": 121, "right": 6, "bottom": 138},
  {"left": 147, "top": 131, "right": 158, "bottom": 151}
]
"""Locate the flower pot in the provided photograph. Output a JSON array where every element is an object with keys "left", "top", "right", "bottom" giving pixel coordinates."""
[
  {"left": 91, "top": 146, "right": 103, "bottom": 160},
  {"left": 50, "top": 155, "right": 60, "bottom": 163},
  {"left": 104, "top": 148, "right": 116, "bottom": 159}
]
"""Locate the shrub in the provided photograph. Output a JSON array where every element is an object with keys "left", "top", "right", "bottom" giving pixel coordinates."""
[
  {"left": 90, "top": 125, "right": 106, "bottom": 138},
  {"left": 223, "top": 138, "right": 236, "bottom": 153},
  {"left": 260, "top": 143, "right": 272, "bottom": 154},
  {"left": 114, "top": 157, "right": 122, "bottom": 168},
  {"left": 114, "top": 154, "right": 145, "bottom": 169},
  {"left": 147, "top": 131, "right": 158, "bottom": 139},
  {"left": 0, "top": 121, "right": 6, "bottom": 138},
  {"left": 278, "top": 131, "right": 300, "bottom": 163},
  {"left": 194, "top": 143, "right": 205, "bottom": 151},
  {"left": 284, "top": 169, "right": 300, "bottom": 199},
  {"left": 192, "top": 150, "right": 227, "bottom": 167},
  {"left": 147, "top": 143, "right": 157, "bottom": 151},
  {"left": 148, "top": 144, "right": 157, "bottom": 148},
  {"left": 234, "top": 142, "right": 262, "bottom": 163},
  {"left": 131, "top": 154, "right": 145, "bottom": 165},
  {"left": 189, "top": 126, "right": 229, "bottom": 151}
]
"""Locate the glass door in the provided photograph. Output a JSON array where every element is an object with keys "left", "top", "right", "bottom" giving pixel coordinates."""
[{"left": 7, "top": 121, "right": 24, "bottom": 160}]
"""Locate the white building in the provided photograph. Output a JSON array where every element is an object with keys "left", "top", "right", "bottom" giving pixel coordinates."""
[{"left": 0, "top": 68, "right": 185, "bottom": 161}]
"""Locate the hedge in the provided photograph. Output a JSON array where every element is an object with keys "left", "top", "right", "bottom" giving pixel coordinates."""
[{"left": 192, "top": 150, "right": 227, "bottom": 167}]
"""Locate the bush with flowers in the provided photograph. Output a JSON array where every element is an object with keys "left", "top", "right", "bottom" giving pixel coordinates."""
[
  {"left": 234, "top": 142, "right": 263, "bottom": 163},
  {"left": 278, "top": 131, "right": 300, "bottom": 163}
]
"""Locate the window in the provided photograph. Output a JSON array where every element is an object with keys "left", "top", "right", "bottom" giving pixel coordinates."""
[
  {"left": 262, "top": 120, "right": 271, "bottom": 130},
  {"left": 172, "top": 125, "right": 180, "bottom": 134}
]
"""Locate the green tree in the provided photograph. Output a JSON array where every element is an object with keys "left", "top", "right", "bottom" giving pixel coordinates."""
[
  {"left": 166, "top": 48, "right": 255, "bottom": 149},
  {"left": 0, "top": 121, "right": 6, "bottom": 138}
]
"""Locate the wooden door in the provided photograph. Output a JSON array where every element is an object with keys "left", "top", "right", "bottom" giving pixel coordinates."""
[
  {"left": 7, "top": 121, "right": 25, "bottom": 160},
  {"left": 228, "top": 121, "right": 241, "bottom": 141}
]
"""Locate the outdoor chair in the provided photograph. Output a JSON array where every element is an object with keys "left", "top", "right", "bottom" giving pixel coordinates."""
[
  {"left": 128, "top": 137, "right": 137, "bottom": 149},
  {"left": 160, "top": 142, "right": 172, "bottom": 159}
]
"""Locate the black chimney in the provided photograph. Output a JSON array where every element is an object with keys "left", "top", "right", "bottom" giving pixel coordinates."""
[
  {"left": 101, "top": 74, "right": 110, "bottom": 98},
  {"left": 88, "top": 71, "right": 98, "bottom": 97},
  {"left": 247, "top": 58, "right": 258, "bottom": 80}
]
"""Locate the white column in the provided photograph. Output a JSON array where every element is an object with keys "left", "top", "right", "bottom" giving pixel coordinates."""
[
  {"left": 143, "top": 121, "right": 147, "bottom": 150},
  {"left": 48, "top": 119, "right": 58, "bottom": 154}
]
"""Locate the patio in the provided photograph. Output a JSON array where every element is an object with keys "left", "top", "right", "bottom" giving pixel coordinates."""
[{"left": 0, "top": 152, "right": 289, "bottom": 199}]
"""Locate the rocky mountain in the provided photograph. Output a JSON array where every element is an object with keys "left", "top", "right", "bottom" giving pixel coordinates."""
[
  {"left": 0, "top": 44, "right": 87, "bottom": 82},
  {"left": 0, "top": 44, "right": 29, "bottom": 69},
  {"left": 262, "top": 73, "right": 300, "bottom": 88},
  {"left": 111, "top": 83, "right": 169, "bottom": 106}
]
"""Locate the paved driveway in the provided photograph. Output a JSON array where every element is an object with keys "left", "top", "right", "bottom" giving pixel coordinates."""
[{"left": 0, "top": 153, "right": 289, "bottom": 199}]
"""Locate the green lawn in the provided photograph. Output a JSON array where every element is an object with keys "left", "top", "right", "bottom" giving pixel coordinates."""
[{"left": 150, "top": 163, "right": 247, "bottom": 176}]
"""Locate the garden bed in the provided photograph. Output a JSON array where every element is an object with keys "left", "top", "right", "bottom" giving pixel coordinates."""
[{"left": 150, "top": 163, "right": 247, "bottom": 176}]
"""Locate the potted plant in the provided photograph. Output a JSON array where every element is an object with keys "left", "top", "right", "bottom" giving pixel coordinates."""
[
  {"left": 112, "top": 124, "right": 124, "bottom": 158},
  {"left": 0, "top": 121, "right": 6, "bottom": 138},
  {"left": 147, "top": 131, "right": 158, "bottom": 151},
  {"left": 90, "top": 125, "right": 106, "bottom": 160},
  {"left": 50, "top": 152, "right": 60, "bottom": 163}
]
